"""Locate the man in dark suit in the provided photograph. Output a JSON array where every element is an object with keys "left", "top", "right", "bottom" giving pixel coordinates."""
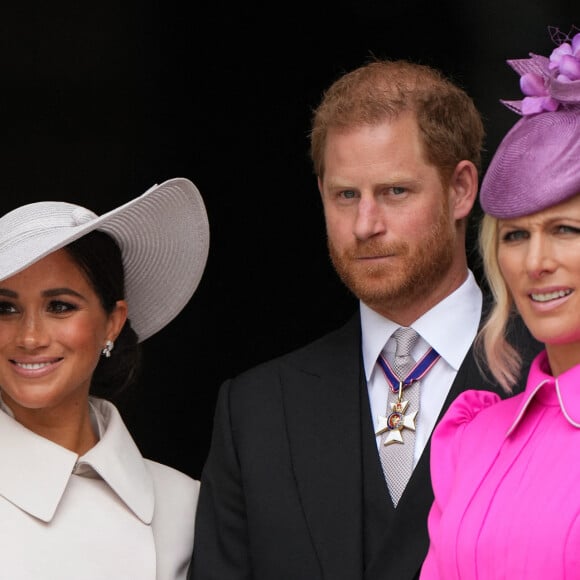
[{"left": 190, "top": 59, "right": 540, "bottom": 579}]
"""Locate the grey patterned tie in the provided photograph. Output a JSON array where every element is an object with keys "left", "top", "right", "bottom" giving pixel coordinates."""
[{"left": 378, "top": 327, "right": 420, "bottom": 506}]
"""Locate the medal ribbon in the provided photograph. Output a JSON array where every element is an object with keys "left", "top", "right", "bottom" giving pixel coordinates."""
[{"left": 378, "top": 347, "right": 440, "bottom": 393}]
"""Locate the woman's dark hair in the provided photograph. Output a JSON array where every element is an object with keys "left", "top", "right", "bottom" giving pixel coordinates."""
[{"left": 65, "top": 230, "right": 141, "bottom": 400}]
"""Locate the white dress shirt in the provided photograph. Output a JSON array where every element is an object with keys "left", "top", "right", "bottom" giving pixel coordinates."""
[
  {"left": 361, "top": 270, "right": 482, "bottom": 466},
  {"left": 0, "top": 396, "right": 198, "bottom": 580}
]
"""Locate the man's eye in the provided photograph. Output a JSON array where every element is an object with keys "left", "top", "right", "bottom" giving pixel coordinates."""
[
  {"left": 341, "top": 190, "right": 357, "bottom": 199},
  {"left": 391, "top": 187, "right": 406, "bottom": 196}
]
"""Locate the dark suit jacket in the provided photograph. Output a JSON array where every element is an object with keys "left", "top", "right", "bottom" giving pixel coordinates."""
[{"left": 191, "top": 312, "right": 541, "bottom": 580}]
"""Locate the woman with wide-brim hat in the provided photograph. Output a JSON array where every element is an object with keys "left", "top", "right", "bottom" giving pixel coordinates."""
[{"left": 0, "top": 177, "right": 209, "bottom": 579}]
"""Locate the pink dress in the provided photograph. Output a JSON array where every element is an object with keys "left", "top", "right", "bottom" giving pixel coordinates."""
[{"left": 421, "top": 350, "right": 580, "bottom": 579}]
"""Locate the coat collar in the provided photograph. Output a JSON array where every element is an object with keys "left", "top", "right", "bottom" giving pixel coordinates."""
[{"left": 0, "top": 397, "right": 154, "bottom": 523}]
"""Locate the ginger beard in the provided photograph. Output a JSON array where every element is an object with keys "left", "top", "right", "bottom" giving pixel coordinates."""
[{"left": 328, "top": 198, "right": 456, "bottom": 314}]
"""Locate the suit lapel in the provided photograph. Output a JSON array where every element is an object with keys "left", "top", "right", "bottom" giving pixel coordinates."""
[{"left": 280, "top": 315, "right": 364, "bottom": 579}]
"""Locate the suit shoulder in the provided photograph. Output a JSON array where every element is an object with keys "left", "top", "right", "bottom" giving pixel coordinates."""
[{"left": 226, "top": 314, "right": 359, "bottom": 385}]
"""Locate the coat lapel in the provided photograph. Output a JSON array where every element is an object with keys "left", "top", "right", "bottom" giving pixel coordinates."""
[{"left": 280, "top": 315, "right": 364, "bottom": 579}]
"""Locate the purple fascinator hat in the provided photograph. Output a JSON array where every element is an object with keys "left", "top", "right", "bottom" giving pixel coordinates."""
[{"left": 480, "top": 26, "right": 580, "bottom": 219}]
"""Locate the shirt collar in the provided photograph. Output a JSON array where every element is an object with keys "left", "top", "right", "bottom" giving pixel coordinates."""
[
  {"left": 0, "top": 397, "right": 154, "bottom": 524},
  {"left": 507, "top": 351, "right": 580, "bottom": 435},
  {"left": 361, "top": 270, "right": 482, "bottom": 380}
]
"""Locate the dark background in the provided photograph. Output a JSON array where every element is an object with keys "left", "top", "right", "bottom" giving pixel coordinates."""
[{"left": 0, "top": 1, "right": 576, "bottom": 478}]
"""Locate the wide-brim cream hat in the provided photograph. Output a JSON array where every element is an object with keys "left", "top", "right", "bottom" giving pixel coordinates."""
[{"left": 0, "top": 177, "right": 210, "bottom": 342}]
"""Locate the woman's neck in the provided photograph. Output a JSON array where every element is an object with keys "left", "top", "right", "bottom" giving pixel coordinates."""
[
  {"left": 0, "top": 394, "right": 98, "bottom": 455},
  {"left": 545, "top": 342, "right": 580, "bottom": 377}
]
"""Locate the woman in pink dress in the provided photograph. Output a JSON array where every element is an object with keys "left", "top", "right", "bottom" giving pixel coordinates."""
[{"left": 421, "top": 27, "right": 580, "bottom": 579}]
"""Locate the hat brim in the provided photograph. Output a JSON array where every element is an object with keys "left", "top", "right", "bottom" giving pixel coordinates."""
[{"left": 0, "top": 178, "right": 210, "bottom": 342}]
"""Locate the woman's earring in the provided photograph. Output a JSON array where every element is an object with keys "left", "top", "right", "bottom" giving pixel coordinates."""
[{"left": 101, "top": 340, "right": 114, "bottom": 358}]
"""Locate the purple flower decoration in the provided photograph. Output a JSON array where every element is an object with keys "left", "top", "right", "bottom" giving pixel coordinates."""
[
  {"left": 549, "top": 32, "right": 580, "bottom": 80},
  {"left": 519, "top": 71, "right": 559, "bottom": 114},
  {"left": 501, "top": 28, "right": 580, "bottom": 116}
]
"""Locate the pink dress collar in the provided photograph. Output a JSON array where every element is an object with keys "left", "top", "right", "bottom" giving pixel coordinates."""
[{"left": 507, "top": 350, "right": 580, "bottom": 436}]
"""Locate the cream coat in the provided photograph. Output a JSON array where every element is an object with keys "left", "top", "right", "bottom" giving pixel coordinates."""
[{"left": 0, "top": 397, "right": 199, "bottom": 579}]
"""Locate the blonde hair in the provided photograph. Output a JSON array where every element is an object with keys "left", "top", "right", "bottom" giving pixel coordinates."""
[{"left": 474, "top": 214, "right": 522, "bottom": 391}]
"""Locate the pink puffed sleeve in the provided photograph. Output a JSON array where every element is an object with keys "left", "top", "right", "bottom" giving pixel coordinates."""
[{"left": 420, "top": 390, "right": 501, "bottom": 579}]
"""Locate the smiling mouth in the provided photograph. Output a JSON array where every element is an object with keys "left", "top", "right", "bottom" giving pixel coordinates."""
[
  {"left": 12, "top": 361, "right": 60, "bottom": 370},
  {"left": 530, "top": 289, "right": 572, "bottom": 302}
]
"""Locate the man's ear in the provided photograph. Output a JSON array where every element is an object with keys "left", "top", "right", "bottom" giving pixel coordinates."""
[{"left": 449, "top": 160, "right": 478, "bottom": 220}]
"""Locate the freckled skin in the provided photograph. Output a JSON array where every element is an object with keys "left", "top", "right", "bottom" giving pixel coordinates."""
[
  {"left": 319, "top": 113, "right": 475, "bottom": 325},
  {"left": 497, "top": 194, "right": 580, "bottom": 376},
  {"left": 0, "top": 249, "right": 126, "bottom": 451}
]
